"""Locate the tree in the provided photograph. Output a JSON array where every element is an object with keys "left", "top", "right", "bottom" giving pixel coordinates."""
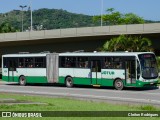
[
  {"left": 93, "top": 8, "right": 144, "bottom": 25},
  {"left": 0, "top": 22, "right": 16, "bottom": 33},
  {"left": 103, "top": 35, "right": 127, "bottom": 51},
  {"left": 131, "top": 36, "right": 152, "bottom": 52},
  {"left": 124, "top": 13, "right": 144, "bottom": 24},
  {"left": 102, "top": 35, "right": 153, "bottom": 52}
]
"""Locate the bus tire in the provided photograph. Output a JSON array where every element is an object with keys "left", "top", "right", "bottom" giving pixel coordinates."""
[
  {"left": 114, "top": 79, "right": 124, "bottom": 90},
  {"left": 19, "top": 76, "right": 27, "bottom": 86},
  {"left": 65, "top": 77, "right": 73, "bottom": 88}
]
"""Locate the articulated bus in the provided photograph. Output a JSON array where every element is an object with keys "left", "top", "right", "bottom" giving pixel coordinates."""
[{"left": 2, "top": 52, "right": 159, "bottom": 90}]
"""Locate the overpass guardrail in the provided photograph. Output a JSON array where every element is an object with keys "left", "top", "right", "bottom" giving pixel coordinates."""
[{"left": 0, "top": 23, "right": 160, "bottom": 42}]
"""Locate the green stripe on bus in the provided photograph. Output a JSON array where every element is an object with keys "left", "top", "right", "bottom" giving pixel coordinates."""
[
  {"left": 2, "top": 75, "right": 158, "bottom": 87},
  {"left": 58, "top": 76, "right": 114, "bottom": 86},
  {"left": 26, "top": 76, "right": 48, "bottom": 83},
  {"left": 2, "top": 76, "right": 48, "bottom": 83},
  {"left": 2, "top": 76, "right": 19, "bottom": 82},
  {"left": 59, "top": 77, "right": 92, "bottom": 85}
]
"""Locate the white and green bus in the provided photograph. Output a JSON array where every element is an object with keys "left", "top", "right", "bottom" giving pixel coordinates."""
[{"left": 2, "top": 52, "right": 159, "bottom": 90}]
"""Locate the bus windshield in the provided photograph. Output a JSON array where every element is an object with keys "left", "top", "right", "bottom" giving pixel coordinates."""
[{"left": 138, "top": 54, "right": 158, "bottom": 79}]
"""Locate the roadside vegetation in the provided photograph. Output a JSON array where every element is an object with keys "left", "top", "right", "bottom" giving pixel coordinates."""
[
  {"left": 94, "top": 9, "right": 153, "bottom": 52},
  {"left": 156, "top": 57, "right": 160, "bottom": 70},
  {"left": 0, "top": 7, "right": 159, "bottom": 33},
  {"left": 101, "top": 35, "right": 153, "bottom": 52},
  {"left": 0, "top": 93, "right": 160, "bottom": 120},
  {"left": 93, "top": 8, "right": 145, "bottom": 25},
  {"left": 0, "top": 22, "right": 17, "bottom": 33},
  {"left": 0, "top": 8, "right": 97, "bottom": 32}
]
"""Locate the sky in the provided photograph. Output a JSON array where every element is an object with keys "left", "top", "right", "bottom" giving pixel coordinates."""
[{"left": 0, "top": 0, "right": 160, "bottom": 21}]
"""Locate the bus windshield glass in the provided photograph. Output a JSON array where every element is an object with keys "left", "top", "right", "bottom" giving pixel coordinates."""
[{"left": 138, "top": 54, "right": 158, "bottom": 79}]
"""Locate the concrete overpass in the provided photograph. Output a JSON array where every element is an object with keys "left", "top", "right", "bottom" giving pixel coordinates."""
[{"left": 0, "top": 23, "right": 160, "bottom": 55}]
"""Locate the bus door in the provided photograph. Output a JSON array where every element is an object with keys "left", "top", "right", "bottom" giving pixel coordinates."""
[
  {"left": 125, "top": 57, "right": 136, "bottom": 84},
  {"left": 8, "top": 58, "right": 17, "bottom": 82},
  {"left": 90, "top": 60, "right": 101, "bottom": 85}
]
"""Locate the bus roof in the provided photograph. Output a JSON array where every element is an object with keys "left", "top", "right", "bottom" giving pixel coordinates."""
[
  {"left": 59, "top": 52, "right": 154, "bottom": 57},
  {"left": 2, "top": 52, "right": 154, "bottom": 57}
]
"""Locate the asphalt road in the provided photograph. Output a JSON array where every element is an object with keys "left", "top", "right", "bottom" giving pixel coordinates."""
[{"left": 0, "top": 81, "right": 160, "bottom": 106}]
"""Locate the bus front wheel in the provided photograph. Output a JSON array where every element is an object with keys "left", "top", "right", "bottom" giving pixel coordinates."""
[
  {"left": 65, "top": 77, "right": 73, "bottom": 88},
  {"left": 19, "top": 76, "right": 27, "bottom": 86},
  {"left": 114, "top": 79, "right": 124, "bottom": 90}
]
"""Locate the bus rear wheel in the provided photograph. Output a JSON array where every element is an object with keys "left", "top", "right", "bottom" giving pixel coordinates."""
[
  {"left": 114, "top": 79, "right": 124, "bottom": 90},
  {"left": 19, "top": 76, "right": 26, "bottom": 86},
  {"left": 65, "top": 77, "right": 73, "bottom": 88}
]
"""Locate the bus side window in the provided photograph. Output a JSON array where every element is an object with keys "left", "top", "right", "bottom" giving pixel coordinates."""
[
  {"left": 35, "top": 57, "right": 45, "bottom": 68},
  {"left": 59, "top": 57, "right": 65, "bottom": 68},
  {"left": 24, "top": 58, "right": 34, "bottom": 68},
  {"left": 104, "top": 57, "right": 112, "bottom": 69},
  {"left": 65, "top": 57, "right": 71, "bottom": 67},
  {"left": 18, "top": 58, "right": 24, "bottom": 68},
  {"left": 115, "top": 62, "right": 123, "bottom": 69},
  {"left": 65, "top": 57, "right": 76, "bottom": 68},
  {"left": 112, "top": 57, "right": 123, "bottom": 69},
  {"left": 77, "top": 57, "right": 88, "bottom": 68},
  {"left": 3, "top": 58, "right": 8, "bottom": 68},
  {"left": 84, "top": 61, "right": 88, "bottom": 68}
]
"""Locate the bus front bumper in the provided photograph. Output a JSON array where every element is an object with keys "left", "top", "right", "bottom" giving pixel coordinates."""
[{"left": 136, "top": 80, "right": 159, "bottom": 87}]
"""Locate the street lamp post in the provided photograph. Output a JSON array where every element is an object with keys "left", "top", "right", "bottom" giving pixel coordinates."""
[
  {"left": 19, "top": 5, "right": 27, "bottom": 32},
  {"left": 101, "top": 0, "right": 104, "bottom": 26},
  {"left": 30, "top": 0, "right": 33, "bottom": 31}
]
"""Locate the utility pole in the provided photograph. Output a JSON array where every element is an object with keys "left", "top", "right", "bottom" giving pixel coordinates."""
[
  {"left": 19, "top": 5, "right": 27, "bottom": 32},
  {"left": 101, "top": 0, "right": 104, "bottom": 26},
  {"left": 30, "top": 0, "right": 33, "bottom": 31}
]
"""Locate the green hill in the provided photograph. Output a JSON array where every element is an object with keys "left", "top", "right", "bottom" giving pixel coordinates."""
[
  {"left": 0, "top": 8, "right": 99, "bottom": 31},
  {"left": 0, "top": 8, "right": 159, "bottom": 32}
]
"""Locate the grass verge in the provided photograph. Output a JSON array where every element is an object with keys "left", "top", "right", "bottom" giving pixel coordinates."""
[{"left": 0, "top": 93, "right": 159, "bottom": 120}]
